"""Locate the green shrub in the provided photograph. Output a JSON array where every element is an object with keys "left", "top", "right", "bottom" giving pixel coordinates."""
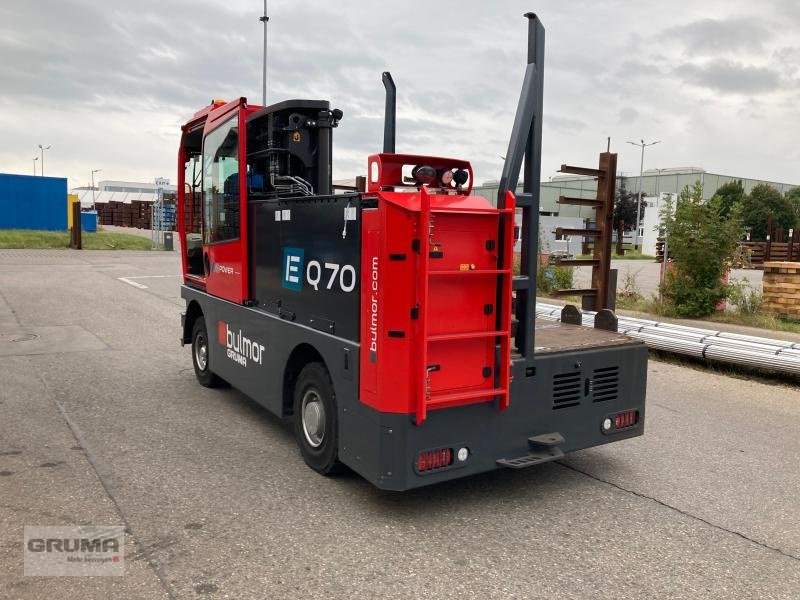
[
  {"left": 728, "top": 279, "right": 763, "bottom": 315},
  {"left": 536, "top": 260, "right": 574, "bottom": 295},
  {"left": 618, "top": 267, "right": 643, "bottom": 301},
  {"left": 551, "top": 265, "right": 574, "bottom": 290},
  {"left": 659, "top": 182, "right": 743, "bottom": 318}
]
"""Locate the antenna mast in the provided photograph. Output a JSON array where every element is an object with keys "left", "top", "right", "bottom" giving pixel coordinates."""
[{"left": 260, "top": 0, "right": 269, "bottom": 106}]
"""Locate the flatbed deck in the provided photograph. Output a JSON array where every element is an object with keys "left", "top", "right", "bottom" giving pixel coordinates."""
[{"left": 533, "top": 320, "right": 641, "bottom": 355}]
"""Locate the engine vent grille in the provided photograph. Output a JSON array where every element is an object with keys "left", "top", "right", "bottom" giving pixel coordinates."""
[
  {"left": 592, "top": 366, "right": 619, "bottom": 402},
  {"left": 552, "top": 371, "right": 581, "bottom": 409}
]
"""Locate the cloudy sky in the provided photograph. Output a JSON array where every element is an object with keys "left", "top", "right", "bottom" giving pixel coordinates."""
[{"left": 1, "top": 0, "right": 799, "bottom": 189}]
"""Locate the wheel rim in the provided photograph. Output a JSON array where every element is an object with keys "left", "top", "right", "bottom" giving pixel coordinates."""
[
  {"left": 301, "top": 389, "right": 326, "bottom": 448},
  {"left": 194, "top": 332, "right": 208, "bottom": 371}
]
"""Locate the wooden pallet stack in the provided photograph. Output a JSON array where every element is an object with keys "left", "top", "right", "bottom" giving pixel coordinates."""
[
  {"left": 130, "top": 200, "right": 152, "bottom": 229},
  {"left": 762, "top": 261, "right": 800, "bottom": 319},
  {"left": 93, "top": 200, "right": 177, "bottom": 231}
]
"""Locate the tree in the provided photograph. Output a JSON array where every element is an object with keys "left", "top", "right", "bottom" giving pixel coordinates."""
[
  {"left": 740, "top": 183, "right": 795, "bottom": 240},
  {"left": 708, "top": 180, "right": 745, "bottom": 219},
  {"left": 660, "top": 181, "right": 744, "bottom": 317},
  {"left": 785, "top": 186, "right": 800, "bottom": 225},
  {"left": 613, "top": 179, "right": 643, "bottom": 231}
]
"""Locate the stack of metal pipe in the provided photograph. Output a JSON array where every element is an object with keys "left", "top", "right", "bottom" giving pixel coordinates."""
[{"left": 536, "top": 302, "right": 800, "bottom": 375}]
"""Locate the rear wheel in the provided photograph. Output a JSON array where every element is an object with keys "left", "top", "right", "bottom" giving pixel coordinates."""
[
  {"left": 191, "top": 317, "right": 223, "bottom": 388},
  {"left": 293, "top": 362, "right": 343, "bottom": 474}
]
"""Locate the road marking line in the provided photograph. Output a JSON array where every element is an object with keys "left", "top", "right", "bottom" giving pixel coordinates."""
[
  {"left": 117, "top": 277, "right": 149, "bottom": 289},
  {"left": 121, "top": 275, "right": 181, "bottom": 279}
]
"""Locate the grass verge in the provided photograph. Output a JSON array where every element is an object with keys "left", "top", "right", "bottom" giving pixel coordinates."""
[{"left": 0, "top": 229, "right": 152, "bottom": 250}]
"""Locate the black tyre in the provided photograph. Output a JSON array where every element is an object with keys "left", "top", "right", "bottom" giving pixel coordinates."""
[
  {"left": 191, "top": 317, "right": 224, "bottom": 388},
  {"left": 293, "top": 362, "right": 344, "bottom": 474}
]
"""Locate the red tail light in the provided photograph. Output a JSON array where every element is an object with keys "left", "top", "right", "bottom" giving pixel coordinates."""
[
  {"left": 614, "top": 410, "right": 638, "bottom": 430},
  {"left": 417, "top": 448, "right": 453, "bottom": 472}
]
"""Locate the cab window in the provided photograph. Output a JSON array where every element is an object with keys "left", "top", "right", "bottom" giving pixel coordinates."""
[{"left": 202, "top": 116, "right": 240, "bottom": 243}]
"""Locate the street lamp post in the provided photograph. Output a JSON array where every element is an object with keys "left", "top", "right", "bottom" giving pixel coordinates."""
[
  {"left": 626, "top": 139, "right": 660, "bottom": 249},
  {"left": 652, "top": 167, "right": 670, "bottom": 292},
  {"left": 91, "top": 169, "right": 102, "bottom": 209},
  {"left": 32, "top": 157, "right": 38, "bottom": 176},
  {"left": 38, "top": 144, "right": 51, "bottom": 176}
]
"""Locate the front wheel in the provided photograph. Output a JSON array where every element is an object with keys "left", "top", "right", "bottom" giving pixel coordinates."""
[
  {"left": 293, "top": 362, "right": 344, "bottom": 474},
  {"left": 191, "top": 317, "right": 224, "bottom": 388}
]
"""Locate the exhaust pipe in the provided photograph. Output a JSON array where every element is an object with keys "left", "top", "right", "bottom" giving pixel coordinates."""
[{"left": 382, "top": 71, "right": 396, "bottom": 153}]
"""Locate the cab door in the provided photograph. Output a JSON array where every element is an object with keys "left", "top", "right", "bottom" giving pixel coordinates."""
[{"left": 201, "top": 102, "right": 249, "bottom": 303}]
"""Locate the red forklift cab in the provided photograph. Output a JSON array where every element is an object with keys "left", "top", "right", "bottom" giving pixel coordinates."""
[{"left": 178, "top": 98, "right": 262, "bottom": 304}]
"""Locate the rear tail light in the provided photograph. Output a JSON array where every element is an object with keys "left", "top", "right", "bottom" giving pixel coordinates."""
[
  {"left": 613, "top": 410, "right": 638, "bottom": 430},
  {"left": 416, "top": 448, "right": 453, "bottom": 473}
]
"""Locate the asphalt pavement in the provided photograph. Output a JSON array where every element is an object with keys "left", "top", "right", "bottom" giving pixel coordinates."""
[{"left": 1, "top": 249, "right": 799, "bottom": 599}]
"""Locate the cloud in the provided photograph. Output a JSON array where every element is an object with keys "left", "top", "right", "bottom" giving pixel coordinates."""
[
  {"left": 668, "top": 16, "right": 770, "bottom": 54},
  {"left": 618, "top": 107, "right": 639, "bottom": 123},
  {"left": 674, "top": 60, "right": 782, "bottom": 93},
  {"left": 0, "top": 0, "right": 798, "bottom": 187},
  {"left": 546, "top": 115, "right": 588, "bottom": 134}
]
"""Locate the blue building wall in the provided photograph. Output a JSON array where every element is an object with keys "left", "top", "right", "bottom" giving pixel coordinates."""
[{"left": 0, "top": 173, "right": 68, "bottom": 230}]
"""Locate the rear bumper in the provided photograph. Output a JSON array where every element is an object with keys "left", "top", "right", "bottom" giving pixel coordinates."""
[{"left": 339, "top": 341, "right": 647, "bottom": 490}]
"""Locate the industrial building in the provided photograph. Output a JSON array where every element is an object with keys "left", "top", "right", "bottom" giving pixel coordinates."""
[
  {"left": 71, "top": 179, "right": 177, "bottom": 207},
  {"left": 473, "top": 167, "right": 798, "bottom": 218},
  {"left": 473, "top": 167, "right": 799, "bottom": 257}
]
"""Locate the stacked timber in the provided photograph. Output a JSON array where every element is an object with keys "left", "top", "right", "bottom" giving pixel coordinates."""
[{"left": 762, "top": 262, "right": 800, "bottom": 319}]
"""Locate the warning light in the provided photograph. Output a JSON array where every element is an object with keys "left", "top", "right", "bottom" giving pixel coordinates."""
[
  {"left": 417, "top": 448, "right": 453, "bottom": 472},
  {"left": 412, "top": 165, "right": 437, "bottom": 185},
  {"left": 452, "top": 169, "right": 469, "bottom": 186},
  {"left": 603, "top": 410, "right": 638, "bottom": 434}
]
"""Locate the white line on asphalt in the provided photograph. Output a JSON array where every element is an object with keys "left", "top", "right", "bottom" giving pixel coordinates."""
[
  {"left": 121, "top": 275, "right": 181, "bottom": 279},
  {"left": 117, "top": 277, "right": 149, "bottom": 289}
]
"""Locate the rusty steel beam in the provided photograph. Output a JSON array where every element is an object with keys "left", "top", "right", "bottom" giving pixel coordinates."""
[
  {"left": 551, "top": 288, "right": 598, "bottom": 296},
  {"left": 558, "top": 164, "right": 603, "bottom": 177},
  {"left": 558, "top": 195, "right": 603, "bottom": 207},
  {"left": 555, "top": 227, "right": 602, "bottom": 237},
  {"left": 555, "top": 258, "right": 600, "bottom": 267},
  {"left": 590, "top": 152, "right": 617, "bottom": 311}
]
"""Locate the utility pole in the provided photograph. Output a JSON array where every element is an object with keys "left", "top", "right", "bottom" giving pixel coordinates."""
[
  {"left": 260, "top": 0, "right": 268, "bottom": 106},
  {"left": 626, "top": 139, "right": 660, "bottom": 249},
  {"left": 38, "top": 144, "right": 51, "bottom": 176},
  {"left": 33, "top": 157, "right": 38, "bottom": 176},
  {"left": 91, "top": 169, "right": 102, "bottom": 209}
]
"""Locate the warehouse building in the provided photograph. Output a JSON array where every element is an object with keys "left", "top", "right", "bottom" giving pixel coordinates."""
[
  {"left": 474, "top": 167, "right": 798, "bottom": 255},
  {"left": 71, "top": 179, "right": 177, "bottom": 207},
  {"left": 473, "top": 167, "right": 798, "bottom": 219}
]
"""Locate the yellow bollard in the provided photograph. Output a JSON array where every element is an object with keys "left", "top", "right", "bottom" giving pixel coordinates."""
[{"left": 67, "top": 194, "right": 79, "bottom": 229}]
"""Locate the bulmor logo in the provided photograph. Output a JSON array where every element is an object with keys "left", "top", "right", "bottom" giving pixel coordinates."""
[{"left": 218, "top": 321, "right": 265, "bottom": 367}]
